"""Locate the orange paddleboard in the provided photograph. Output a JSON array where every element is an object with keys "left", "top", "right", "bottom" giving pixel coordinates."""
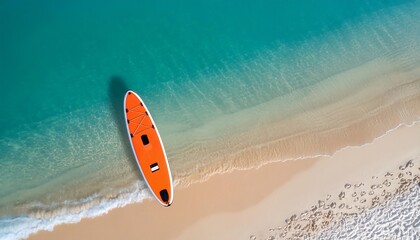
[{"left": 124, "top": 90, "right": 173, "bottom": 207}]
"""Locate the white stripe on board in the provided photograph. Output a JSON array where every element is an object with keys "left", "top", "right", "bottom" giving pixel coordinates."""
[{"left": 151, "top": 165, "right": 159, "bottom": 172}]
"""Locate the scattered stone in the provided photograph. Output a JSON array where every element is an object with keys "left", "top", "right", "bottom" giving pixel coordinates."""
[
  {"left": 381, "top": 190, "right": 387, "bottom": 196},
  {"left": 360, "top": 199, "right": 366, "bottom": 203},
  {"left": 385, "top": 172, "right": 393, "bottom": 177},
  {"left": 360, "top": 191, "right": 366, "bottom": 196},
  {"left": 398, "top": 173, "right": 404, "bottom": 178},
  {"left": 339, "top": 191, "right": 345, "bottom": 200},
  {"left": 250, "top": 235, "right": 257, "bottom": 240},
  {"left": 384, "top": 192, "right": 392, "bottom": 200},
  {"left": 300, "top": 211, "right": 308, "bottom": 218},
  {"left": 400, "top": 178, "right": 408, "bottom": 185},
  {"left": 352, "top": 192, "right": 357, "bottom": 197},
  {"left": 310, "top": 219, "right": 317, "bottom": 231},
  {"left": 301, "top": 224, "right": 310, "bottom": 232},
  {"left": 383, "top": 179, "right": 391, "bottom": 187},
  {"left": 371, "top": 185, "right": 377, "bottom": 190},
  {"left": 344, "top": 183, "right": 351, "bottom": 189},
  {"left": 330, "top": 202, "right": 336, "bottom": 209},
  {"left": 372, "top": 196, "right": 380, "bottom": 207},
  {"left": 339, "top": 203, "right": 345, "bottom": 209},
  {"left": 405, "top": 160, "right": 414, "bottom": 168},
  {"left": 318, "top": 200, "right": 325, "bottom": 208},
  {"left": 325, "top": 210, "right": 333, "bottom": 219},
  {"left": 326, "top": 194, "right": 331, "bottom": 200},
  {"left": 369, "top": 191, "right": 374, "bottom": 195}
]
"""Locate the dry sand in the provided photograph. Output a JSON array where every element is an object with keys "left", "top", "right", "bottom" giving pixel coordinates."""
[{"left": 29, "top": 121, "right": 420, "bottom": 240}]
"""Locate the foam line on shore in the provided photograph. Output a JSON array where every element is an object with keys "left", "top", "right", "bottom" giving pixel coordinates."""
[
  {"left": 176, "top": 118, "right": 420, "bottom": 188},
  {"left": 0, "top": 186, "right": 151, "bottom": 240}
]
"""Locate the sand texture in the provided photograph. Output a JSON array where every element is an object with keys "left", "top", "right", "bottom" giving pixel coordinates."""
[{"left": 29, "top": 121, "right": 420, "bottom": 240}]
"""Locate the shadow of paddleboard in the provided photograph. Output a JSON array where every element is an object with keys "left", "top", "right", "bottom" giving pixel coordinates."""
[{"left": 108, "top": 76, "right": 144, "bottom": 179}]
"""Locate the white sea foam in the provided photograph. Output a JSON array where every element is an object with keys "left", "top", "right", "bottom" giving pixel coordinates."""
[
  {"left": 318, "top": 185, "right": 420, "bottom": 239},
  {"left": 0, "top": 184, "right": 151, "bottom": 240}
]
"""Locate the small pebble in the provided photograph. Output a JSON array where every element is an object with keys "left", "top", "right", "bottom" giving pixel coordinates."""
[
  {"left": 406, "top": 160, "right": 414, "bottom": 168},
  {"left": 339, "top": 191, "right": 345, "bottom": 200}
]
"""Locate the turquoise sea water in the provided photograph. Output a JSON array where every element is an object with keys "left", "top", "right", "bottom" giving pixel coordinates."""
[{"left": 1, "top": 0, "right": 420, "bottom": 239}]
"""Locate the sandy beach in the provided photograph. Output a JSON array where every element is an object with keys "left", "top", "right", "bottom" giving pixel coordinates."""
[
  {"left": 29, "top": 119, "right": 420, "bottom": 240},
  {"left": 2, "top": 1, "right": 420, "bottom": 239}
]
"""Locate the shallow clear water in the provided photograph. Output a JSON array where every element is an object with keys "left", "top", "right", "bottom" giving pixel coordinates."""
[
  {"left": 0, "top": 0, "right": 414, "bottom": 132},
  {"left": 1, "top": 0, "right": 420, "bottom": 239}
]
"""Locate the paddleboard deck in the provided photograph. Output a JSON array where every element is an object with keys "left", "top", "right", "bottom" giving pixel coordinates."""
[{"left": 124, "top": 90, "right": 173, "bottom": 207}]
